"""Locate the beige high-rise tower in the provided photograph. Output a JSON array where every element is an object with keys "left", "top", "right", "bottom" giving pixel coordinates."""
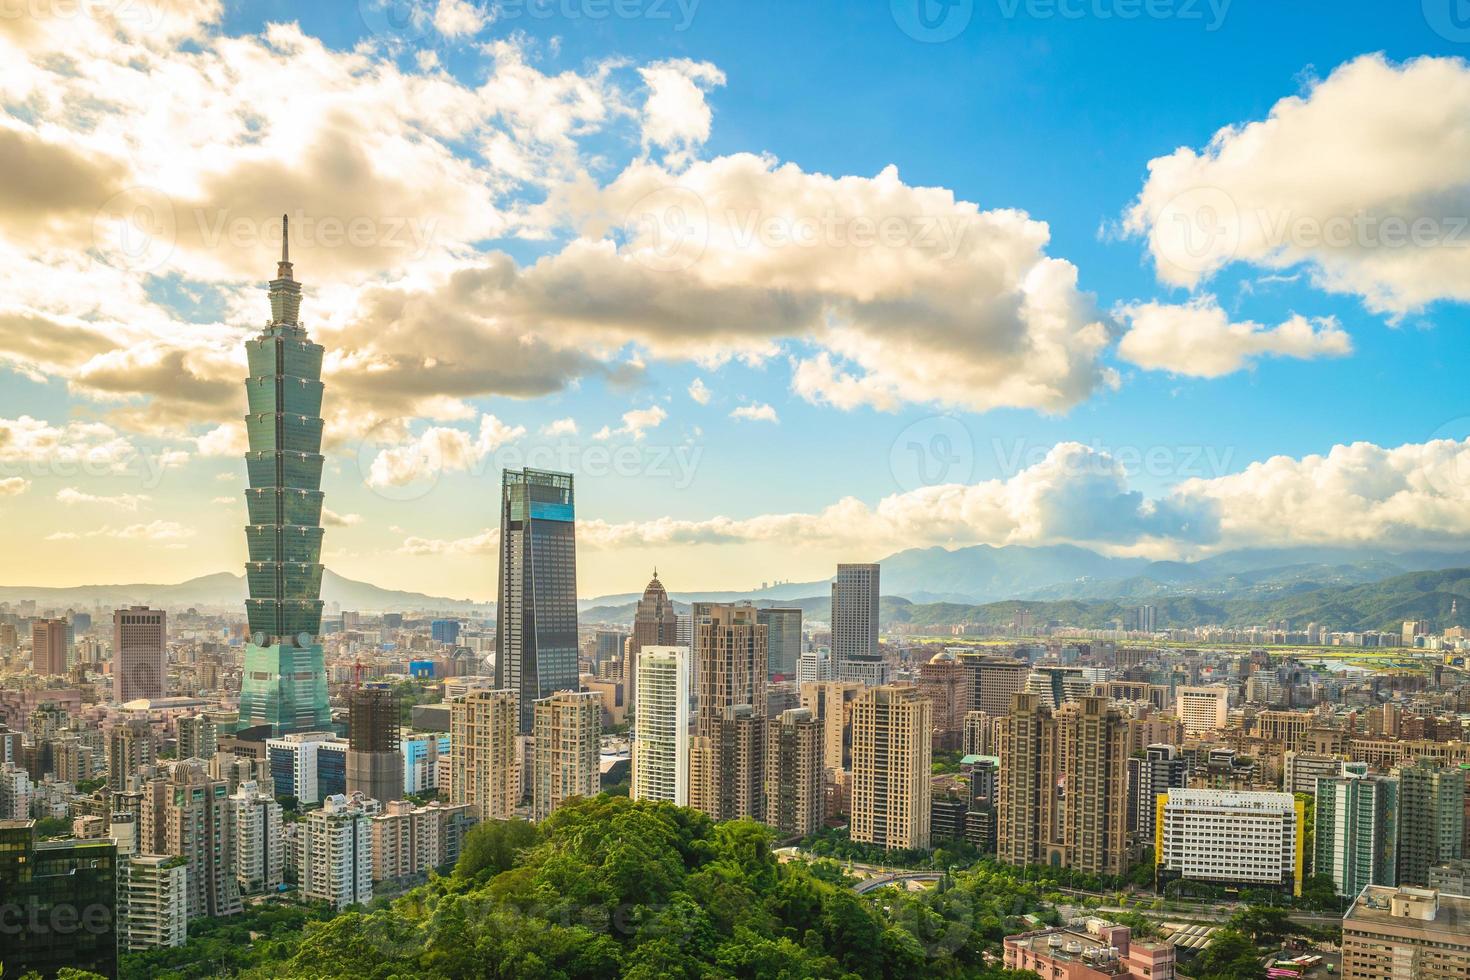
[
  {"left": 113, "top": 606, "right": 166, "bottom": 703},
  {"left": 531, "top": 689, "right": 601, "bottom": 821},
  {"left": 997, "top": 691, "right": 1057, "bottom": 867},
  {"left": 31, "top": 619, "right": 68, "bottom": 677},
  {"left": 141, "top": 760, "right": 243, "bottom": 920},
  {"left": 1053, "top": 695, "right": 1128, "bottom": 876},
  {"left": 690, "top": 604, "right": 768, "bottom": 820},
  {"left": 850, "top": 685, "right": 931, "bottom": 850},
  {"left": 449, "top": 689, "right": 520, "bottom": 822},
  {"left": 765, "top": 706, "right": 824, "bottom": 837}
]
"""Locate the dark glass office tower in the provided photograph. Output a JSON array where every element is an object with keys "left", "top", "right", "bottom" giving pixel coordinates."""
[
  {"left": 495, "top": 469, "right": 579, "bottom": 733},
  {"left": 239, "top": 217, "right": 331, "bottom": 736},
  {"left": 0, "top": 819, "right": 117, "bottom": 978}
]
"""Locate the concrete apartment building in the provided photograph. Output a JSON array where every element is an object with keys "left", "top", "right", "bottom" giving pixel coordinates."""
[
  {"left": 1174, "top": 686, "right": 1230, "bottom": 736},
  {"left": 448, "top": 689, "right": 520, "bottom": 822},
  {"left": 850, "top": 685, "right": 931, "bottom": 850},
  {"left": 1155, "top": 788, "right": 1305, "bottom": 896},
  {"left": 1341, "top": 886, "right": 1470, "bottom": 980},
  {"left": 998, "top": 691, "right": 1057, "bottom": 868},
  {"left": 765, "top": 706, "right": 824, "bottom": 837},
  {"left": 631, "top": 645, "right": 690, "bottom": 806},
  {"left": 531, "top": 689, "right": 601, "bottom": 821},
  {"left": 1005, "top": 919, "right": 1175, "bottom": 980}
]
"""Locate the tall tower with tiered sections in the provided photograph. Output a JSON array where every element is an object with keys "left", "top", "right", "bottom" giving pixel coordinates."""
[{"left": 238, "top": 217, "right": 331, "bottom": 736}]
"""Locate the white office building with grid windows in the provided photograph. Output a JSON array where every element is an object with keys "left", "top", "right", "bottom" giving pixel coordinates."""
[{"left": 1156, "top": 788, "right": 1304, "bottom": 896}]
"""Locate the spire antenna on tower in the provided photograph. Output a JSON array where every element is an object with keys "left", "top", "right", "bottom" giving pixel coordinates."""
[{"left": 281, "top": 213, "right": 289, "bottom": 263}]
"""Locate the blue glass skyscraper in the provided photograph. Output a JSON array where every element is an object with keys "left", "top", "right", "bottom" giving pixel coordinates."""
[{"left": 494, "top": 468, "right": 579, "bottom": 733}]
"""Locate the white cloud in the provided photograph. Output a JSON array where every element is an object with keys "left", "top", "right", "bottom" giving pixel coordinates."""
[
  {"left": 594, "top": 405, "right": 667, "bottom": 442},
  {"left": 1125, "top": 54, "right": 1470, "bottom": 315},
  {"left": 0, "top": 13, "right": 642, "bottom": 436},
  {"left": 52, "top": 520, "right": 196, "bottom": 542},
  {"left": 573, "top": 435, "right": 1470, "bottom": 557},
  {"left": 577, "top": 442, "right": 1211, "bottom": 553},
  {"left": 211, "top": 495, "right": 235, "bottom": 505},
  {"left": 432, "top": 0, "right": 487, "bottom": 38},
  {"left": 1176, "top": 438, "right": 1470, "bottom": 551},
  {"left": 399, "top": 527, "right": 498, "bottom": 555},
  {"left": 539, "top": 154, "right": 1112, "bottom": 413},
  {"left": 541, "top": 417, "right": 578, "bottom": 437},
  {"left": 1116, "top": 297, "right": 1352, "bottom": 377},
  {"left": 55, "top": 488, "right": 150, "bottom": 511},
  {"left": 730, "top": 403, "right": 778, "bottom": 423},
  {"left": 364, "top": 413, "right": 524, "bottom": 487},
  {"left": 0, "top": 477, "right": 29, "bottom": 496},
  {"left": 194, "top": 424, "right": 248, "bottom": 457},
  {"left": 687, "top": 377, "right": 711, "bottom": 404},
  {"left": 637, "top": 59, "right": 725, "bottom": 165},
  {"left": 323, "top": 508, "right": 363, "bottom": 527},
  {"left": 0, "top": 416, "right": 138, "bottom": 473}
]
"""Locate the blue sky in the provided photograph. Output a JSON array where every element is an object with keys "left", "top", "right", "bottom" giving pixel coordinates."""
[{"left": 3, "top": 0, "right": 1470, "bottom": 598}]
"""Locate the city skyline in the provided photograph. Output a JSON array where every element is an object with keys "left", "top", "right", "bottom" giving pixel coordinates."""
[{"left": 2, "top": 4, "right": 1470, "bottom": 599}]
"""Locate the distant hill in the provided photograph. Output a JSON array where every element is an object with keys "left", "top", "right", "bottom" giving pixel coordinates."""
[
  {"left": 0, "top": 570, "right": 484, "bottom": 614},
  {"left": 580, "top": 544, "right": 1470, "bottom": 609},
  {"left": 883, "top": 567, "right": 1470, "bottom": 633}
]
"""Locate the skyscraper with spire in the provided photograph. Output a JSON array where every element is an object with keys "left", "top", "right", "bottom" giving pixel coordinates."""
[{"left": 238, "top": 217, "right": 331, "bottom": 736}]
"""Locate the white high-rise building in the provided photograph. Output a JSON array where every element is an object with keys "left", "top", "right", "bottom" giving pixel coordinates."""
[
  {"left": 1175, "top": 686, "right": 1230, "bottom": 736},
  {"left": 230, "top": 779, "right": 283, "bottom": 895},
  {"left": 796, "top": 648, "right": 833, "bottom": 688},
  {"left": 0, "top": 762, "right": 33, "bottom": 819},
  {"left": 298, "top": 792, "right": 377, "bottom": 911},
  {"left": 265, "top": 731, "right": 345, "bottom": 805},
  {"left": 1156, "top": 789, "right": 1304, "bottom": 896},
  {"left": 119, "top": 854, "right": 188, "bottom": 950},
  {"left": 832, "top": 563, "right": 882, "bottom": 684},
  {"left": 632, "top": 646, "right": 690, "bottom": 806}
]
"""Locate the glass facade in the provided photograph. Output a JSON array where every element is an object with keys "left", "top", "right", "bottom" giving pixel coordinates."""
[
  {"left": 238, "top": 225, "right": 331, "bottom": 737},
  {"left": 0, "top": 819, "right": 117, "bottom": 978},
  {"left": 496, "top": 469, "right": 580, "bottom": 733}
]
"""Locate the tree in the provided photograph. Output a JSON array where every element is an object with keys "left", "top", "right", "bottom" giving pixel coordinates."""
[
  {"left": 453, "top": 817, "right": 538, "bottom": 881},
  {"left": 1191, "top": 927, "right": 1264, "bottom": 980},
  {"left": 1229, "top": 903, "right": 1293, "bottom": 943}
]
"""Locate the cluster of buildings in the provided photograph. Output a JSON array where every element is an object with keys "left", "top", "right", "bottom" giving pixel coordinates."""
[{"left": 3, "top": 238, "right": 1470, "bottom": 980}]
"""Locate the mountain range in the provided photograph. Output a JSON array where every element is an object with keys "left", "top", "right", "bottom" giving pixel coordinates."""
[
  {"left": 583, "top": 566, "right": 1470, "bottom": 635},
  {"left": 579, "top": 544, "right": 1470, "bottom": 609},
  {"left": 8, "top": 543, "right": 1470, "bottom": 627},
  {"left": 0, "top": 570, "right": 485, "bottom": 614}
]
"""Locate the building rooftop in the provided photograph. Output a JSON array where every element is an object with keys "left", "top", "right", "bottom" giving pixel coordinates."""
[
  {"left": 1006, "top": 926, "right": 1131, "bottom": 975},
  {"left": 1347, "top": 886, "right": 1470, "bottom": 937}
]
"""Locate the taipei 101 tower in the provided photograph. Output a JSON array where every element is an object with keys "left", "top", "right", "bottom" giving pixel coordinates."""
[{"left": 238, "top": 216, "right": 331, "bottom": 735}]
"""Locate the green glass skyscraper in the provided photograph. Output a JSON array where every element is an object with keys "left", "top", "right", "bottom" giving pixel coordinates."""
[{"left": 238, "top": 217, "right": 331, "bottom": 736}]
